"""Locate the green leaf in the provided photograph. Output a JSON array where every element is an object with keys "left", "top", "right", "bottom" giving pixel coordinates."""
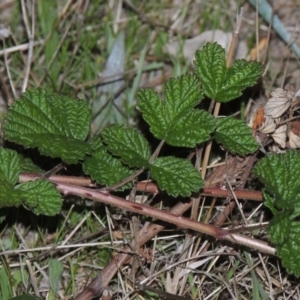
[
  {"left": 216, "top": 59, "right": 264, "bottom": 102},
  {"left": 164, "top": 75, "right": 205, "bottom": 117},
  {"left": 16, "top": 179, "right": 62, "bottom": 216},
  {"left": 83, "top": 137, "right": 134, "bottom": 189},
  {"left": 214, "top": 117, "right": 259, "bottom": 155},
  {"left": 0, "top": 148, "right": 23, "bottom": 208},
  {"left": 194, "top": 43, "right": 263, "bottom": 102},
  {"left": 0, "top": 148, "right": 21, "bottom": 184},
  {"left": 268, "top": 214, "right": 291, "bottom": 245},
  {"left": 49, "top": 259, "right": 63, "bottom": 295},
  {"left": 277, "top": 221, "right": 300, "bottom": 277},
  {"left": 150, "top": 157, "right": 203, "bottom": 197},
  {"left": 194, "top": 43, "right": 227, "bottom": 99},
  {"left": 163, "top": 110, "right": 215, "bottom": 147},
  {"left": 0, "top": 180, "right": 22, "bottom": 208},
  {"left": 254, "top": 151, "right": 300, "bottom": 277},
  {"left": 137, "top": 88, "right": 167, "bottom": 140},
  {"left": 253, "top": 150, "right": 300, "bottom": 210},
  {"left": 19, "top": 156, "right": 43, "bottom": 173},
  {"left": 101, "top": 125, "right": 151, "bottom": 168},
  {"left": 262, "top": 191, "right": 278, "bottom": 215},
  {"left": 0, "top": 148, "right": 61, "bottom": 215},
  {"left": 4, "top": 89, "right": 92, "bottom": 164},
  {"left": 138, "top": 75, "right": 211, "bottom": 147}
]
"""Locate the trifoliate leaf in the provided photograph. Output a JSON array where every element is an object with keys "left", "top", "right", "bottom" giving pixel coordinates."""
[
  {"left": 150, "top": 157, "right": 203, "bottom": 197},
  {"left": 164, "top": 110, "right": 215, "bottom": 147},
  {"left": 194, "top": 43, "right": 263, "bottom": 102},
  {"left": 215, "top": 117, "right": 259, "bottom": 155},
  {"left": 83, "top": 137, "right": 134, "bottom": 189},
  {"left": 138, "top": 75, "right": 209, "bottom": 147},
  {"left": 4, "top": 89, "right": 92, "bottom": 164},
  {"left": 253, "top": 150, "right": 300, "bottom": 210},
  {"left": 16, "top": 179, "right": 62, "bottom": 216},
  {"left": 277, "top": 221, "right": 300, "bottom": 277},
  {"left": 101, "top": 125, "right": 151, "bottom": 168}
]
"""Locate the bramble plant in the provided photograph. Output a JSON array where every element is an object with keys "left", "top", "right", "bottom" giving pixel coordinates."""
[{"left": 2, "top": 42, "right": 300, "bottom": 282}]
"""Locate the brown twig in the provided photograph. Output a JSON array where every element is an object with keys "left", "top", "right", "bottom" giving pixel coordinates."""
[
  {"left": 19, "top": 172, "right": 263, "bottom": 201},
  {"left": 19, "top": 173, "right": 274, "bottom": 255},
  {"left": 18, "top": 168, "right": 273, "bottom": 300}
]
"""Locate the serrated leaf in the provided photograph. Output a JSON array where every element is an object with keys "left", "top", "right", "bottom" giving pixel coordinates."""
[
  {"left": 138, "top": 75, "right": 207, "bottom": 147},
  {"left": 137, "top": 88, "right": 167, "bottom": 139},
  {"left": 101, "top": 125, "right": 151, "bottom": 168},
  {"left": 4, "top": 89, "right": 92, "bottom": 164},
  {"left": 164, "top": 75, "right": 205, "bottom": 117},
  {"left": 49, "top": 259, "right": 63, "bottom": 295},
  {"left": 277, "top": 221, "right": 300, "bottom": 277},
  {"left": 31, "top": 134, "right": 91, "bottom": 164},
  {"left": 215, "top": 117, "right": 259, "bottom": 155},
  {"left": 268, "top": 214, "right": 291, "bottom": 245},
  {"left": 0, "top": 179, "right": 22, "bottom": 208},
  {"left": 215, "top": 60, "right": 264, "bottom": 101},
  {"left": 194, "top": 43, "right": 227, "bottom": 99},
  {"left": 253, "top": 150, "right": 300, "bottom": 209},
  {"left": 150, "top": 157, "right": 203, "bottom": 197},
  {"left": 165, "top": 110, "right": 215, "bottom": 147},
  {"left": 194, "top": 43, "right": 264, "bottom": 102},
  {"left": 0, "top": 148, "right": 21, "bottom": 184},
  {"left": 19, "top": 156, "right": 43, "bottom": 173},
  {"left": 83, "top": 137, "right": 134, "bottom": 189},
  {"left": 0, "top": 148, "right": 23, "bottom": 208},
  {"left": 16, "top": 179, "right": 62, "bottom": 216},
  {"left": 262, "top": 191, "right": 277, "bottom": 215}
]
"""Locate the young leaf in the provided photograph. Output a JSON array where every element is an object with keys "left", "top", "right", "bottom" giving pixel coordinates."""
[
  {"left": 253, "top": 150, "right": 300, "bottom": 210},
  {"left": 138, "top": 75, "right": 212, "bottom": 147},
  {"left": 214, "top": 117, "right": 259, "bottom": 155},
  {"left": 4, "top": 89, "right": 92, "bottom": 164},
  {"left": 194, "top": 42, "right": 264, "bottom": 102},
  {"left": 83, "top": 137, "right": 134, "bottom": 189},
  {"left": 150, "top": 156, "right": 203, "bottom": 197},
  {"left": 101, "top": 125, "right": 151, "bottom": 168},
  {"left": 16, "top": 179, "right": 62, "bottom": 216}
]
